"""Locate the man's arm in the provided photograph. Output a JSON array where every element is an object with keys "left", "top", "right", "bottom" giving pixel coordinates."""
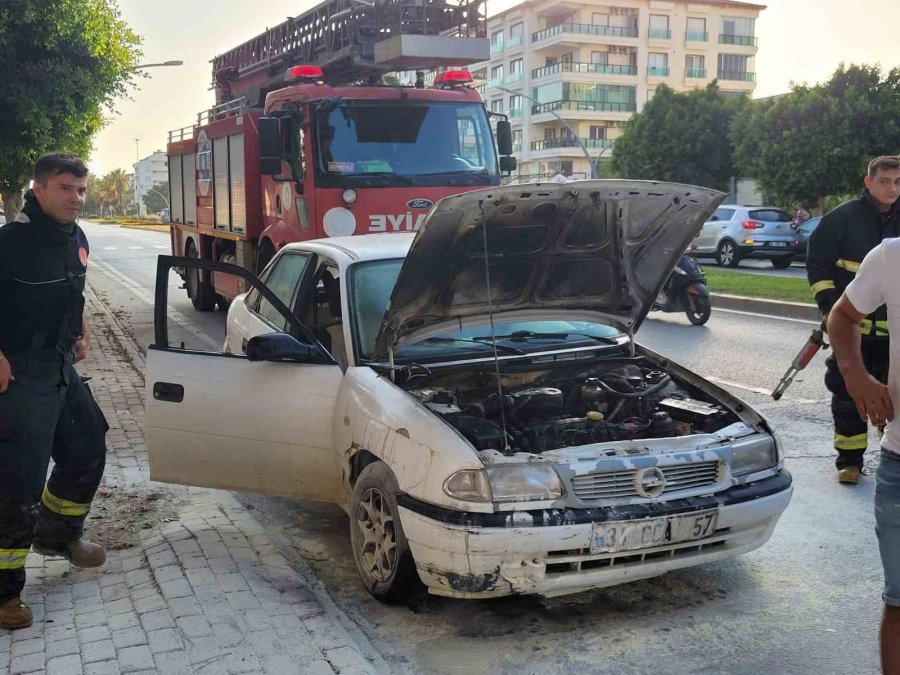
[
  {"left": 0, "top": 238, "right": 13, "bottom": 392},
  {"left": 807, "top": 211, "right": 842, "bottom": 315},
  {"left": 73, "top": 316, "right": 90, "bottom": 363}
]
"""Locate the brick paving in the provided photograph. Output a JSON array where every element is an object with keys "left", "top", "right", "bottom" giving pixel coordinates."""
[{"left": 0, "top": 285, "right": 381, "bottom": 675}]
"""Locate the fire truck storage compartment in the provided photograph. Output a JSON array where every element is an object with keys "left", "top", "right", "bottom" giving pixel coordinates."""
[
  {"left": 167, "top": 151, "right": 197, "bottom": 226},
  {"left": 213, "top": 133, "right": 247, "bottom": 234}
]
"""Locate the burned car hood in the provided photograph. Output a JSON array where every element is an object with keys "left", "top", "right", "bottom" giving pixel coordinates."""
[{"left": 373, "top": 180, "right": 725, "bottom": 358}]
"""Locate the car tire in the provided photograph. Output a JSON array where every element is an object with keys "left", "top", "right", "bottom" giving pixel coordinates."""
[
  {"left": 185, "top": 242, "right": 217, "bottom": 312},
  {"left": 770, "top": 257, "right": 794, "bottom": 269},
  {"left": 350, "top": 461, "right": 423, "bottom": 605},
  {"left": 716, "top": 240, "right": 741, "bottom": 268}
]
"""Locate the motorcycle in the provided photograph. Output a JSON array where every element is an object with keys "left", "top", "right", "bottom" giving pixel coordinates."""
[{"left": 651, "top": 254, "right": 712, "bottom": 326}]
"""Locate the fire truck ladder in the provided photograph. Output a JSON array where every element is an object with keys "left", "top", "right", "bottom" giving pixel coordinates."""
[{"left": 211, "top": 0, "right": 487, "bottom": 105}]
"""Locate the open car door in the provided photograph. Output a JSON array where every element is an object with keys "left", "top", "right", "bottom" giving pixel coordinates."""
[{"left": 146, "top": 255, "right": 344, "bottom": 503}]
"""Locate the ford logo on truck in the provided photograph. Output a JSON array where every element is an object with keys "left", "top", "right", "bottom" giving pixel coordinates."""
[{"left": 406, "top": 198, "right": 433, "bottom": 210}]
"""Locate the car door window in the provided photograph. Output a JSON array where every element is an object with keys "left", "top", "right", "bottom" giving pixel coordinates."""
[
  {"left": 714, "top": 208, "right": 736, "bottom": 221},
  {"left": 256, "top": 253, "right": 311, "bottom": 330}
]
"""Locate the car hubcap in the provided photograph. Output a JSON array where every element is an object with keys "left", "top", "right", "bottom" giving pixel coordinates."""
[
  {"left": 720, "top": 245, "right": 733, "bottom": 264},
  {"left": 356, "top": 488, "right": 397, "bottom": 582}
]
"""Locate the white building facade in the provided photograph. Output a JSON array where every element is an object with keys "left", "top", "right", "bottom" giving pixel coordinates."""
[
  {"left": 133, "top": 150, "right": 168, "bottom": 216},
  {"left": 472, "top": 0, "right": 763, "bottom": 179}
]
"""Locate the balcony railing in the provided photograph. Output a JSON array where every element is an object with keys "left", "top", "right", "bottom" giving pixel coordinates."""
[
  {"left": 532, "top": 23, "right": 639, "bottom": 42},
  {"left": 685, "top": 68, "right": 707, "bottom": 78},
  {"left": 509, "top": 107, "right": 523, "bottom": 118},
  {"left": 490, "top": 41, "right": 504, "bottom": 54},
  {"left": 648, "top": 28, "right": 671, "bottom": 39},
  {"left": 686, "top": 30, "right": 708, "bottom": 42},
  {"left": 717, "top": 70, "right": 756, "bottom": 82},
  {"left": 719, "top": 34, "right": 757, "bottom": 46},
  {"left": 508, "top": 35, "right": 523, "bottom": 48},
  {"left": 503, "top": 72, "right": 523, "bottom": 85},
  {"left": 487, "top": 77, "right": 503, "bottom": 88},
  {"left": 647, "top": 66, "right": 670, "bottom": 77},
  {"left": 512, "top": 142, "right": 523, "bottom": 153},
  {"left": 531, "top": 100, "right": 636, "bottom": 114},
  {"left": 530, "top": 138, "right": 615, "bottom": 151},
  {"left": 532, "top": 62, "right": 638, "bottom": 78}
]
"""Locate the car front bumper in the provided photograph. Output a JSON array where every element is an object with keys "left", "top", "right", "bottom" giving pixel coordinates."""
[{"left": 398, "top": 471, "right": 792, "bottom": 599}]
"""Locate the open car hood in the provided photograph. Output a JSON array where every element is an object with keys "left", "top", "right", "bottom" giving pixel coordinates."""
[{"left": 373, "top": 180, "right": 725, "bottom": 359}]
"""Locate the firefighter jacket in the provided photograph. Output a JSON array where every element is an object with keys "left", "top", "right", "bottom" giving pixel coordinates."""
[
  {"left": 0, "top": 191, "right": 88, "bottom": 356},
  {"left": 807, "top": 191, "right": 900, "bottom": 339}
]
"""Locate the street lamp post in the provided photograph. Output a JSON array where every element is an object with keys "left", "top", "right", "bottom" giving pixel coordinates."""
[
  {"left": 134, "top": 60, "right": 183, "bottom": 69},
  {"left": 496, "top": 85, "right": 602, "bottom": 179}
]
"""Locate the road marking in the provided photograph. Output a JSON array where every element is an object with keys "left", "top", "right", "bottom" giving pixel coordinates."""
[
  {"left": 713, "top": 307, "right": 820, "bottom": 326},
  {"left": 154, "top": 245, "right": 168, "bottom": 249},
  {"left": 129, "top": 246, "right": 144, "bottom": 250},
  {"left": 88, "top": 257, "right": 220, "bottom": 351},
  {"left": 102, "top": 246, "right": 117, "bottom": 250},
  {"left": 703, "top": 375, "right": 827, "bottom": 404}
]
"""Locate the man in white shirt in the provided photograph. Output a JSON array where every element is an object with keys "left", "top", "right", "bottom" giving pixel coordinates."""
[{"left": 829, "top": 237, "right": 900, "bottom": 672}]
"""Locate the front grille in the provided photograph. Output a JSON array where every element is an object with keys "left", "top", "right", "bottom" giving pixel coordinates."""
[
  {"left": 544, "top": 536, "right": 729, "bottom": 575},
  {"left": 570, "top": 461, "right": 721, "bottom": 501}
]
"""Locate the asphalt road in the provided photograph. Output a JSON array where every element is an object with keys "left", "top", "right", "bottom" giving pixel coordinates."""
[{"left": 82, "top": 221, "right": 882, "bottom": 675}]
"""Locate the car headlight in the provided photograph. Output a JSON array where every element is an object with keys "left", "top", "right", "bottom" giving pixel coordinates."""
[
  {"left": 731, "top": 435, "right": 778, "bottom": 476},
  {"left": 444, "top": 465, "right": 565, "bottom": 502}
]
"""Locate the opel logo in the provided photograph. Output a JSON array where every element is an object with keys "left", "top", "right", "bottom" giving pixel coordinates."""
[
  {"left": 635, "top": 467, "right": 666, "bottom": 499},
  {"left": 406, "top": 198, "right": 433, "bottom": 210}
]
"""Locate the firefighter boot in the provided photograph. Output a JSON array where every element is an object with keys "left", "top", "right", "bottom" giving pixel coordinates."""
[
  {"left": 0, "top": 597, "right": 33, "bottom": 630},
  {"left": 837, "top": 466, "right": 861, "bottom": 484},
  {"left": 33, "top": 538, "right": 106, "bottom": 568}
]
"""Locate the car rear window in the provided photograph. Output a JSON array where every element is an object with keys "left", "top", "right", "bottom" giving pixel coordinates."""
[{"left": 749, "top": 209, "right": 792, "bottom": 222}]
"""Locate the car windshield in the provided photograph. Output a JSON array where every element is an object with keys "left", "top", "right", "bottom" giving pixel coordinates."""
[
  {"left": 315, "top": 101, "right": 498, "bottom": 187},
  {"left": 349, "top": 259, "right": 624, "bottom": 362},
  {"left": 749, "top": 209, "right": 792, "bottom": 222}
]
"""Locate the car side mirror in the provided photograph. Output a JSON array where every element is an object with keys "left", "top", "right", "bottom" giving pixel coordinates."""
[
  {"left": 499, "top": 155, "right": 517, "bottom": 174},
  {"left": 495, "top": 120, "right": 513, "bottom": 156},
  {"left": 246, "top": 332, "right": 330, "bottom": 364}
]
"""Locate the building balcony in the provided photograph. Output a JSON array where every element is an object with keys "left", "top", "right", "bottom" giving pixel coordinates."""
[
  {"left": 648, "top": 28, "right": 671, "bottom": 40},
  {"left": 530, "top": 138, "right": 615, "bottom": 151},
  {"left": 507, "top": 35, "right": 523, "bottom": 49},
  {"left": 531, "top": 62, "right": 638, "bottom": 78},
  {"left": 647, "top": 66, "right": 670, "bottom": 77},
  {"left": 490, "top": 42, "right": 505, "bottom": 54},
  {"left": 531, "top": 23, "right": 639, "bottom": 43},
  {"left": 487, "top": 77, "right": 503, "bottom": 89},
  {"left": 503, "top": 72, "right": 523, "bottom": 86},
  {"left": 717, "top": 70, "right": 756, "bottom": 82},
  {"left": 718, "top": 34, "right": 757, "bottom": 47},
  {"left": 685, "top": 31, "right": 708, "bottom": 42},
  {"left": 531, "top": 100, "right": 636, "bottom": 114},
  {"left": 512, "top": 142, "right": 523, "bottom": 153},
  {"left": 685, "top": 68, "right": 707, "bottom": 79},
  {"left": 509, "top": 107, "right": 523, "bottom": 119}
]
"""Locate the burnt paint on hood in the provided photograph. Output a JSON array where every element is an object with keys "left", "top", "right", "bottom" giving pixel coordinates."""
[{"left": 373, "top": 180, "right": 725, "bottom": 358}]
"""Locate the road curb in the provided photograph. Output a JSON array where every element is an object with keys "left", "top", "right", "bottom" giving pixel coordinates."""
[{"left": 710, "top": 293, "right": 820, "bottom": 322}]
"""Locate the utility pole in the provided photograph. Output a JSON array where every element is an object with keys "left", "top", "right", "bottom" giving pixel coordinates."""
[{"left": 134, "top": 139, "right": 140, "bottom": 216}]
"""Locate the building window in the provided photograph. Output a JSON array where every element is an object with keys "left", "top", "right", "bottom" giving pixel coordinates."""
[
  {"left": 685, "top": 54, "right": 706, "bottom": 78},
  {"left": 718, "top": 53, "right": 752, "bottom": 79},
  {"left": 560, "top": 160, "right": 573, "bottom": 176},
  {"left": 592, "top": 12, "right": 609, "bottom": 26},
  {"left": 721, "top": 17, "right": 756, "bottom": 45},
  {"left": 545, "top": 56, "right": 558, "bottom": 67},
  {"left": 648, "top": 52, "right": 669, "bottom": 76},
  {"left": 561, "top": 53, "right": 573, "bottom": 64},
  {"left": 509, "top": 94, "right": 522, "bottom": 117},
  {"left": 491, "top": 99, "right": 503, "bottom": 114},
  {"left": 509, "top": 22, "right": 524, "bottom": 46},
  {"left": 490, "top": 29, "right": 504, "bottom": 53},
  {"left": 686, "top": 17, "right": 707, "bottom": 41},
  {"left": 491, "top": 65, "right": 504, "bottom": 79},
  {"left": 649, "top": 14, "right": 670, "bottom": 39},
  {"left": 589, "top": 126, "right": 607, "bottom": 140},
  {"left": 544, "top": 128, "right": 557, "bottom": 141},
  {"left": 512, "top": 129, "right": 522, "bottom": 152},
  {"left": 591, "top": 51, "right": 608, "bottom": 65},
  {"left": 509, "top": 58, "right": 523, "bottom": 75},
  {"left": 647, "top": 89, "right": 656, "bottom": 103}
]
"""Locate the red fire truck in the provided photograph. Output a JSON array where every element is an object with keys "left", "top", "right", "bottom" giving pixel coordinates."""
[{"left": 166, "top": 0, "right": 515, "bottom": 310}]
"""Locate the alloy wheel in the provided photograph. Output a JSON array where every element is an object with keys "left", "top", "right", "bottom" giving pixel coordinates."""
[{"left": 356, "top": 487, "right": 397, "bottom": 582}]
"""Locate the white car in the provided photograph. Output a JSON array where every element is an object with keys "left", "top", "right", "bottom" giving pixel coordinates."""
[{"left": 147, "top": 181, "right": 792, "bottom": 603}]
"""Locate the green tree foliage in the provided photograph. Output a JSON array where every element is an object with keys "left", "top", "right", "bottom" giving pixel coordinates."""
[
  {"left": 142, "top": 180, "right": 169, "bottom": 214},
  {"left": 611, "top": 83, "right": 746, "bottom": 191},
  {"left": 0, "top": 0, "right": 142, "bottom": 218},
  {"left": 731, "top": 64, "right": 900, "bottom": 209}
]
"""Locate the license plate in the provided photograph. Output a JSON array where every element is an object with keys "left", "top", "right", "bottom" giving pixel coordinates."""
[
  {"left": 589, "top": 510, "right": 718, "bottom": 554},
  {"left": 769, "top": 241, "right": 787, "bottom": 247}
]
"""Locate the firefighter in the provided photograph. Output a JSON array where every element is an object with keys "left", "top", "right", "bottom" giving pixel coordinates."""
[
  {"left": 0, "top": 154, "right": 108, "bottom": 630},
  {"left": 808, "top": 155, "right": 900, "bottom": 484}
]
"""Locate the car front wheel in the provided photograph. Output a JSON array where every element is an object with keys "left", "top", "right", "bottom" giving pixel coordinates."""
[
  {"left": 716, "top": 240, "right": 741, "bottom": 268},
  {"left": 350, "top": 461, "right": 423, "bottom": 605}
]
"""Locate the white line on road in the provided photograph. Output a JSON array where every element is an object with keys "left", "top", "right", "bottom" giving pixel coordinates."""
[
  {"left": 703, "top": 375, "right": 827, "bottom": 404},
  {"left": 102, "top": 246, "right": 117, "bottom": 250},
  {"left": 129, "top": 246, "right": 144, "bottom": 250},
  {"left": 88, "top": 257, "right": 220, "bottom": 351},
  {"left": 713, "top": 307, "right": 820, "bottom": 326}
]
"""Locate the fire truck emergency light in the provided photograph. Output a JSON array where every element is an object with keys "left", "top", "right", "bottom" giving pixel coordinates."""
[
  {"left": 433, "top": 70, "right": 473, "bottom": 85},
  {"left": 285, "top": 65, "right": 325, "bottom": 82}
]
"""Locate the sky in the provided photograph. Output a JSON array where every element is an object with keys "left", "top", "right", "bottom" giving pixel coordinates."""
[{"left": 89, "top": 0, "right": 900, "bottom": 176}]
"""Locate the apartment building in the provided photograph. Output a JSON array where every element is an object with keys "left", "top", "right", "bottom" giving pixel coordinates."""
[
  {"left": 133, "top": 150, "right": 168, "bottom": 216},
  {"left": 472, "top": 0, "right": 764, "bottom": 179}
]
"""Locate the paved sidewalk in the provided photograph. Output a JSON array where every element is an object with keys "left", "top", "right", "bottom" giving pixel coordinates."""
[{"left": 0, "top": 286, "right": 382, "bottom": 675}]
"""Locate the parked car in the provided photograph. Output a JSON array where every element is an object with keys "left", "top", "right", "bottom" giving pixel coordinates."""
[
  {"left": 791, "top": 216, "right": 821, "bottom": 262},
  {"left": 691, "top": 205, "right": 799, "bottom": 269},
  {"left": 146, "top": 181, "right": 792, "bottom": 603}
]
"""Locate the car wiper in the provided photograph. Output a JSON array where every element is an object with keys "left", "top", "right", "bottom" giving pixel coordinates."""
[
  {"left": 422, "top": 337, "right": 526, "bottom": 355},
  {"left": 351, "top": 171, "right": 415, "bottom": 185},
  {"left": 473, "top": 330, "right": 622, "bottom": 345}
]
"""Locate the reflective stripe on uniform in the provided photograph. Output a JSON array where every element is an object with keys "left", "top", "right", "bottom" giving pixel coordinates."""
[
  {"left": 42, "top": 486, "right": 91, "bottom": 517},
  {"left": 810, "top": 280, "right": 835, "bottom": 295},
  {"left": 0, "top": 549, "right": 29, "bottom": 570},
  {"left": 836, "top": 258, "right": 861, "bottom": 273},
  {"left": 835, "top": 433, "right": 868, "bottom": 451},
  {"left": 859, "top": 319, "right": 889, "bottom": 335}
]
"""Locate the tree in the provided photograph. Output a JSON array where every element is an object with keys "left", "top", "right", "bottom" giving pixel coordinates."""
[
  {"left": 610, "top": 83, "right": 746, "bottom": 191},
  {"left": 731, "top": 64, "right": 900, "bottom": 209},
  {"left": 142, "top": 180, "right": 169, "bottom": 214},
  {"left": 0, "top": 0, "right": 142, "bottom": 218}
]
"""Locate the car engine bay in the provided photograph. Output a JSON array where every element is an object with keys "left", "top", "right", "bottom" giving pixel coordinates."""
[{"left": 405, "top": 360, "right": 742, "bottom": 456}]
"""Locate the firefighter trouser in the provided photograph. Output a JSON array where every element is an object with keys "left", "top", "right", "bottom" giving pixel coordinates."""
[
  {"left": 824, "top": 339, "right": 890, "bottom": 470},
  {"left": 0, "top": 351, "right": 108, "bottom": 602}
]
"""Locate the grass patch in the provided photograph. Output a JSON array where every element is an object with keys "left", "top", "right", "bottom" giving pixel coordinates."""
[{"left": 703, "top": 268, "right": 814, "bottom": 304}]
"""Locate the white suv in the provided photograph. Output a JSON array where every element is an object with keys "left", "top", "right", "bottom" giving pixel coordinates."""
[{"left": 691, "top": 205, "right": 799, "bottom": 268}]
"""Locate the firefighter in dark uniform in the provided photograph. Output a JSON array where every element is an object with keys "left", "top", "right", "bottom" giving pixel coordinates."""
[
  {"left": 0, "top": 154, "right": 108, "bottom": 630},
  {"left": 807, "top": 155, "right": 900, "bottom": 484}
]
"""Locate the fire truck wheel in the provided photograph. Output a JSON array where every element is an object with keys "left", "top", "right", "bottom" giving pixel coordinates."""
[
  {"left": 257, "top": 240, "right": 276, "bottom": 275},
  {"left": 350, "top": 461, "right": 423, "bottom": 605},
  {"left": 186, "top": 242, "right": 217, "bottom": 312}
]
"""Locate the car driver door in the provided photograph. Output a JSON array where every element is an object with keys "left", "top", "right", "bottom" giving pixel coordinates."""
[{"left": 146, "top": 255, "right": 344, "bottom": 503}]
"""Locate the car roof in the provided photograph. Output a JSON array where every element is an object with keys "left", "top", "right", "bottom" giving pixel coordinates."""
[{"left": 280, "top": 233, "right": 415, "bottom": 263}]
